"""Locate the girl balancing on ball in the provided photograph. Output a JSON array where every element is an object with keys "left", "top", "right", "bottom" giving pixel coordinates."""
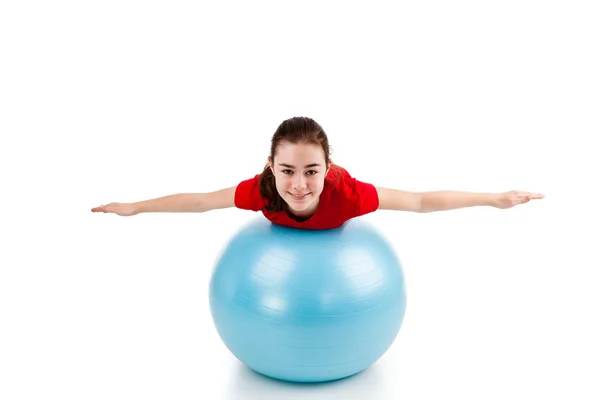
[{"left": 91, "top": 116, "right": 544, "bottom": 228}]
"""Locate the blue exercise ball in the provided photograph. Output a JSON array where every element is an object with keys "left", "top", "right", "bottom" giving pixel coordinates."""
[{"left": 209, "top": 216, "right": 407, "bottom": 383}]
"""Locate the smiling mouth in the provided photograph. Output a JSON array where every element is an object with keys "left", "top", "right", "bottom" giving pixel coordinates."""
[{"left": 289, "top": 192, "right": 310, "bottom": 200}]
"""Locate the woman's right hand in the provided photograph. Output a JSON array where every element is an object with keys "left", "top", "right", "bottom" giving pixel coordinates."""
[{"left": 91, "top": 202, "right": 138, "bottom": 216}]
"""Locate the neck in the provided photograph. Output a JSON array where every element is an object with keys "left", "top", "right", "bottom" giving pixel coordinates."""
[{"left": 285, "top": 201, "right": 319, "bottom": 222}]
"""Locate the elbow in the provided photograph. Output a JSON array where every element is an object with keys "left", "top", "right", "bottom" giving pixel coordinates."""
[{"left": 415, "top": 193, "right": 427, "bottom": 213}]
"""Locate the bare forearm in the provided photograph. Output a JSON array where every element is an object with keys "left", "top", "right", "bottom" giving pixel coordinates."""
[
  {"left": 134, "top": 193, "right": 207, "bottom": 213},
  {"left": 420, "top": 191, "right": 497, "bottom": 213}
]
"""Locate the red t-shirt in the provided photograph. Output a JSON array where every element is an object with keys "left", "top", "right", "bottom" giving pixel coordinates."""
[{"left": 234, "top": 165, "right": 379, "bottom": 230}]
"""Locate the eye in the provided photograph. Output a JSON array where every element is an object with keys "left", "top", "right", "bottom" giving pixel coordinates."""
[
  {"left": 306, "top": 170, "right": 317, "bottom": 175},
  {"left": 282, "top": 169, "right": 293, "bottom": 175}
]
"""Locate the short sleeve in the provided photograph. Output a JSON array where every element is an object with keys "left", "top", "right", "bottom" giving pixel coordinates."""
[
  {"left": 234, "top": 175, "right": 264, "bottom": 211},
  {"left": 339, "top": 169, "right": 379, "bottom": 217},
  {"left": 352, "top": 180, "right": 379, "bottom": 216}
]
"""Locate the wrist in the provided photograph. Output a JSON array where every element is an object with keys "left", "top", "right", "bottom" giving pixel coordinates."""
[
  {"left": 487, "top": 193, "right": 500, "bottom": 208},
  {"left": 132, "top": 201, "right": 144, "bottom": 214}
]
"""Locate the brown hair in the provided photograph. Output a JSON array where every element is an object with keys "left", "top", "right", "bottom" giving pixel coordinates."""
[{"left": 259, "top": 116, "right": 339, "bottom": 212}]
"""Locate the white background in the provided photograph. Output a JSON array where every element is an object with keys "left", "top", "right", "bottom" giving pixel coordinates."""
[{"left": 1, "top": 1, "right": 599, "bottom": 399}]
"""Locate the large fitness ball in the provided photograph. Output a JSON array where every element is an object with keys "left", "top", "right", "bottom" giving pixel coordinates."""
[{"left": 209, "top": 216, "right": 407, "bottom": 383}]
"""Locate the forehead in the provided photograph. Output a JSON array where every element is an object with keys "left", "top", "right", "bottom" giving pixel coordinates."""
[{"left": 275, "top": 142, "right": 325, "bottom": 163}]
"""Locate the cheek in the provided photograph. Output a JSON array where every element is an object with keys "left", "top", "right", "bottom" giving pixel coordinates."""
[
  {"left": 309, "top": 178, "right": 325, "bottom": 191},
  {"left": 276, "top": 176, "right": 290, "bottom": 190}
]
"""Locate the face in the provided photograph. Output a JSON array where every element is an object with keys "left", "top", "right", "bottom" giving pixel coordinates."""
[{"left": 269, "top": 142, "right": 329, "bottom": 218}]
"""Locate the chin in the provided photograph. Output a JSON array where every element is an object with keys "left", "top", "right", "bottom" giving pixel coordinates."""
[
  {"left": 282, "top": 194, "right": 313, "bottom": 211},
  {"left": 289, "top": 205, "right": 311, "bottom": 213},
  {"left": 287, "top": 201, "right": 309, "bottom": 210}
]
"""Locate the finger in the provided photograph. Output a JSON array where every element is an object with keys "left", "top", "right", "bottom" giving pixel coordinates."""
[
  {"left": 517, "top": 192, "right": 544, "bottom": 199},
  {"left": 522, "top": 193, "right": 544, "bottom": 200}
]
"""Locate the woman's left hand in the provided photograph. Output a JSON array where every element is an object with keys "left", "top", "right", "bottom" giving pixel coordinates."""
[{"left": 495, "top": 190, "right": 545, "bottom": 209}]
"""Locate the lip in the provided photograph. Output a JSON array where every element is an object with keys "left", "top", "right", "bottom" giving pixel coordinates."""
[{"left": 289, "top": 192, "right": 310, "bottom": 200}]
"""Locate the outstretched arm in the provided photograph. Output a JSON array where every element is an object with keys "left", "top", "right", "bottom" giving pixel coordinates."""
[
  {"left": 91, "top": 186, "right": 237, "bottom": 216},
  {"left": 376, "top": 187, "right": 544, "bottom": 213}
]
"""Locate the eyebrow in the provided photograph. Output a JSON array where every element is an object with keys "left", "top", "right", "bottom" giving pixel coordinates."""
[{"left": 278, "top": 163, "right": 322, "bottom": 169}]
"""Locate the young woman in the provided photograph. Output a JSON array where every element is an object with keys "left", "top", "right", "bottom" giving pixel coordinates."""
[{"left": 91, "top": 116, "right": 544, "bottom": 229}]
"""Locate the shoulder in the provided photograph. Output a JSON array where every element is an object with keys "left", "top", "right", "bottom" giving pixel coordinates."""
[
  {"left": 324, "top": 164, "right": 379, "bottom": 216},
  {"left": 234, "top": 175, "right": 264, "bottom": 211},
  {"left": 324, "top": 164, "right": 350, "bottom": 187}
]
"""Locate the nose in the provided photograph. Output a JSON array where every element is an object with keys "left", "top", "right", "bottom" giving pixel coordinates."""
[{"left": 292, "top": 173, "right": 307, "bottom": 190}]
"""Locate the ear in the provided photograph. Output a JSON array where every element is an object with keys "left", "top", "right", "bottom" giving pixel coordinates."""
[{"left": 268, "top": 157, "right": 274, "bottom": 172}]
